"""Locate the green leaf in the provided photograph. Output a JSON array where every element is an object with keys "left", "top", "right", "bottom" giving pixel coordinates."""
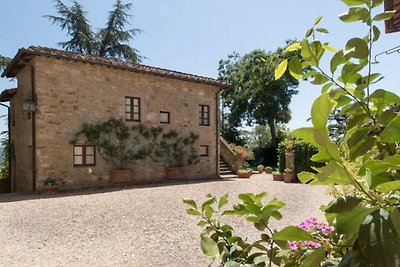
[
  {"left": 339, "top": 7, "right": 368, "bottom": 23},
  {"left": 201, "top": 234, "right": 220, "bottom": 259},
  {"left": 302, "top": 248, "right": 326, "bottom": 267},
  {"left": 314, "top": 16, "right": 322, "bottom": 25},
  {"left": 218, "top": 194, "right": 229, "bottom": 209},
  {"left": 239, "top": 193, "right": 254, "bottom": 204},
  {"left": 372, "top": 25, "right": 380, "bottom": 42},
  {"left": 183, "top": 198, "right": 197, "bottom": 209},
  {"left": 202, "top": 196, "right": 216, "bottom": 211},
  {"left": 288, "top": 57, "right": 302, "bottom": 80},
  {"left": 224, "top": 261, "right": 240, "bottom": 267},
  {"left": 373, "top": 11, "right": 396, "bottom": 21},
  {"left": 204, "top": 205, "right": 214, "bottom": 220},
  {"left": 372, "top": 0, "right": 383, "bottom": 8},
  {"left": 311, "top": 93, "right": 335, "bottom": 129},
  {"left": 325, "top": 196, "right": 363, "bottom": 213},
  {"left": 285, "top": 42, "right": 301, "bottom": 52},
  {"left": 186, "top": 208, "right": 201, "bottom": 216},
  {"left": 380, "top": 116, "right": 400, "bottom": 143},
  {"left": 345, "top": 38, "right": 368, "bottom": 59},
  {"left": 275, "top": 59, "right": 288, "bottom": 80},
  {"left": 305, "top": 28, "right": 313, "bottom": 38},
  {"left": 335, "top": 205, "right": 378, "bottom": 236},
  {"left": 292, "top": 128, "right": 341, "bottom": 162},
  {"left": 298, "top": 172, "right": 316, "bottom": 184},
  {"left": 322, "top": 43, "right": 337, "bottom": 53},
  {"left": 368, "top": 89, "right": 400, "bottom": 104},
  {"left": 330, "top": 50, "right": 345, "bottom": 74},
  {"left": 356, "top": 209, "right": 400, "bottom": 266},
  {"left": 341, "top": 0, "right": 369, "bottom": 6},
  {"left": 316, "top": 27, "right": 329, "bottom": 34},
  {"left": 272, "top": 226, "right": 314, "bottom": 241},
  {"left": 376, "top": 181, "right": 400, "bottom": 193}
]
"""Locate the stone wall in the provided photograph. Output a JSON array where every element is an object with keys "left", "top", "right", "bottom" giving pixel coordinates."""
[
  {"left": 28, "top": 56, "right": 220, "bottom": 190},
  {"left": 10, "top": 64, "right": 34, "bottom": 192}
]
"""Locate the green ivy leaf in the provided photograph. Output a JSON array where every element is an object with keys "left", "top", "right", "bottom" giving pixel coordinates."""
[
  {"left": 273, "top": 226, "right": 315, "bottom": 241},
  {"left": 373, "top": 11, "right": 396, "bottom": 21},
  {"left": 201, "top": 235, "right": 220, "bottom": 260},
  {"left": 311, "top": 93, "right": 335, "bottom": 129},
  {"left": 380, "top": 116, "right": 400, "bottom": 143},
  {"left": 275, "top": 59, "right": 288, "bottom": 80}
]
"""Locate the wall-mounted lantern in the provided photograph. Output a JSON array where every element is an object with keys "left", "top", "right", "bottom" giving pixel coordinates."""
[{"left": 22, "top": 96, "right": 35, "bottom": 113}]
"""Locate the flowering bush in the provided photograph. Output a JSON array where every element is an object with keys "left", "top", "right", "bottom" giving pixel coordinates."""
[{"left": 288, "top": 217, "right": 334, "bottom": 250}]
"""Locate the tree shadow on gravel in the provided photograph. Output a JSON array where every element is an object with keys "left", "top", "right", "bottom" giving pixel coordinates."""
[{"left": 0, "top": 177, "right": 237, "bottom": 203}]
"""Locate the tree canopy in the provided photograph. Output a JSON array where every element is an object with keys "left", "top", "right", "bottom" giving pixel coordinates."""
[
  {"left": 45, "top": 0, "right": 142, "bottom": 63},
  {"left": 219, "top": 46, "right": 299, "bottom": 147},
  {"left": 0, "top": 55, "right": 11, "bottom": 73}
]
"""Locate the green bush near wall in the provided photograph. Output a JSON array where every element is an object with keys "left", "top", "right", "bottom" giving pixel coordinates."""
[{"left": 277, "top": 139, "right": 322, "bottom": 174}]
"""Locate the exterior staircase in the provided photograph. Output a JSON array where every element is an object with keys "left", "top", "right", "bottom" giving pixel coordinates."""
[
  {"left": 219, "top": 156, "right": 236, "bottom": 178},
  {"left": 219, "top": 136, "right": 239, "bottom": 178}
]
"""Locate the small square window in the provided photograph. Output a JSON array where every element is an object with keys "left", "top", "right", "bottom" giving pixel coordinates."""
[
  {"left": 199, "top": 145, "right": 209, "bottom": 157},
  {"left": 160, "top": 111, "right": 170, "bottom": 124},
  {"left": 73, "top": 145, "right": 96, "bottom": 166}
]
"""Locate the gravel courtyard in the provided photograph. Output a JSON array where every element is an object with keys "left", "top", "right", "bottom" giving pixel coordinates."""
[{"left": 0, "top": 174, "right": 333, "bottom": 267}]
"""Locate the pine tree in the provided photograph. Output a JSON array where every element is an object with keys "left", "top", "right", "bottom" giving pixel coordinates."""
[{"left": 45, "top": 0, "right": 142, "bottom": 63}]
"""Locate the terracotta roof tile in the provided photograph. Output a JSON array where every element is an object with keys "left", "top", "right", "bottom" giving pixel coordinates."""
[{"left": 2, "top": 46, "right": 231, "bottom": 88}]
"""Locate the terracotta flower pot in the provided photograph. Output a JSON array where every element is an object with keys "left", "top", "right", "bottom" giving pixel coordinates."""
[
  {"left": 272, "top": 173, "right": 283, "bottom": 181},
  {"left": 41, "top": 185, "right": 59, "bottom": 194},
  {"left": 165, "top": 167, "right": 184, "bottom": 179},
  {"left": 110, "top": 169, "right": 133, "bottom": 183},
  {"left": 283, "top": 173, "right": 296, "bottom": 183},
  {"left": 237, "top": 171, "right": 252, "bottom": 178}
]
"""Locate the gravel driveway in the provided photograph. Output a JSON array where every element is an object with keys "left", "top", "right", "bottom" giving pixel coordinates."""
[{"left": 0, "top": 174, "right": 332, "bottom": 266}]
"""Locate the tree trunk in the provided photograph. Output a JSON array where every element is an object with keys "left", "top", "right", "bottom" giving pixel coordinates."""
[{"left": 267, "top": 118, "right": 278, "bottom": 149}]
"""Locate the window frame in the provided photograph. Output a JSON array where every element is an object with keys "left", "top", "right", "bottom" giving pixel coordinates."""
[
  {"left": 125, "top": 96, "right": 141, "bottom": 122},
  {"left": 199, "top": 145, "right": 209, "bottom": 157},
  {"left": 199, "top": 104, "right": 210, "bottom": 126},
  {"left": 73, "top": 145, "right": 96, "bottom": 167},
  {"left": 160, "top": 111, "right": 170, "bottom": 124}
]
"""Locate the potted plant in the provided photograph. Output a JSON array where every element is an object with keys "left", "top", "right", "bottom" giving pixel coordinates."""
[
  {"left": 71, "top": 118, "right": 144, "bottom": 184},
  {"left": 272, "top": 169, "right": 283, "bottom": 181},
  {"left": 283, "top": 168, "right": 296, "bottom": 183},
  {"left": 237, "top": 162, "right": 253, "bottom": 178},
  {"left": 157, "top": 130, "right": 200, "bottom": 179},
  {"left": 41, "top": 177, "right": 59, "bottom": 193},
  {"left": 257, "top": 164, "right": 265, "bottom": 173},
  {"left": 264, "top": 166, "right": 273, "bottom": 174}
]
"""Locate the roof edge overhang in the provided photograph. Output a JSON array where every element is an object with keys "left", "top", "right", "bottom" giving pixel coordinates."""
[
  {"left": 0, "top": 88, "right": 17, "bottom": 102},
  {"left": 2, "top": 46, "right": 233, "bottom": 89}
]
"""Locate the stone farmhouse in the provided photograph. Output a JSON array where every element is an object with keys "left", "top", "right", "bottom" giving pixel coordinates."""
[{"left": 1, "top": 46, "right": 231, "bottom": 193}]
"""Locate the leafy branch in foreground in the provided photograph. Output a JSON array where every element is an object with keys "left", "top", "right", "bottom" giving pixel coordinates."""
[{"left": 276, "top": 0, "right": 400, "bottom": 265}]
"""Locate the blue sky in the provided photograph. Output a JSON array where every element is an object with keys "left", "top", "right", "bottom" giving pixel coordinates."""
[{"left": 0, "top": 0, "right": 399, "bottom": 133}]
